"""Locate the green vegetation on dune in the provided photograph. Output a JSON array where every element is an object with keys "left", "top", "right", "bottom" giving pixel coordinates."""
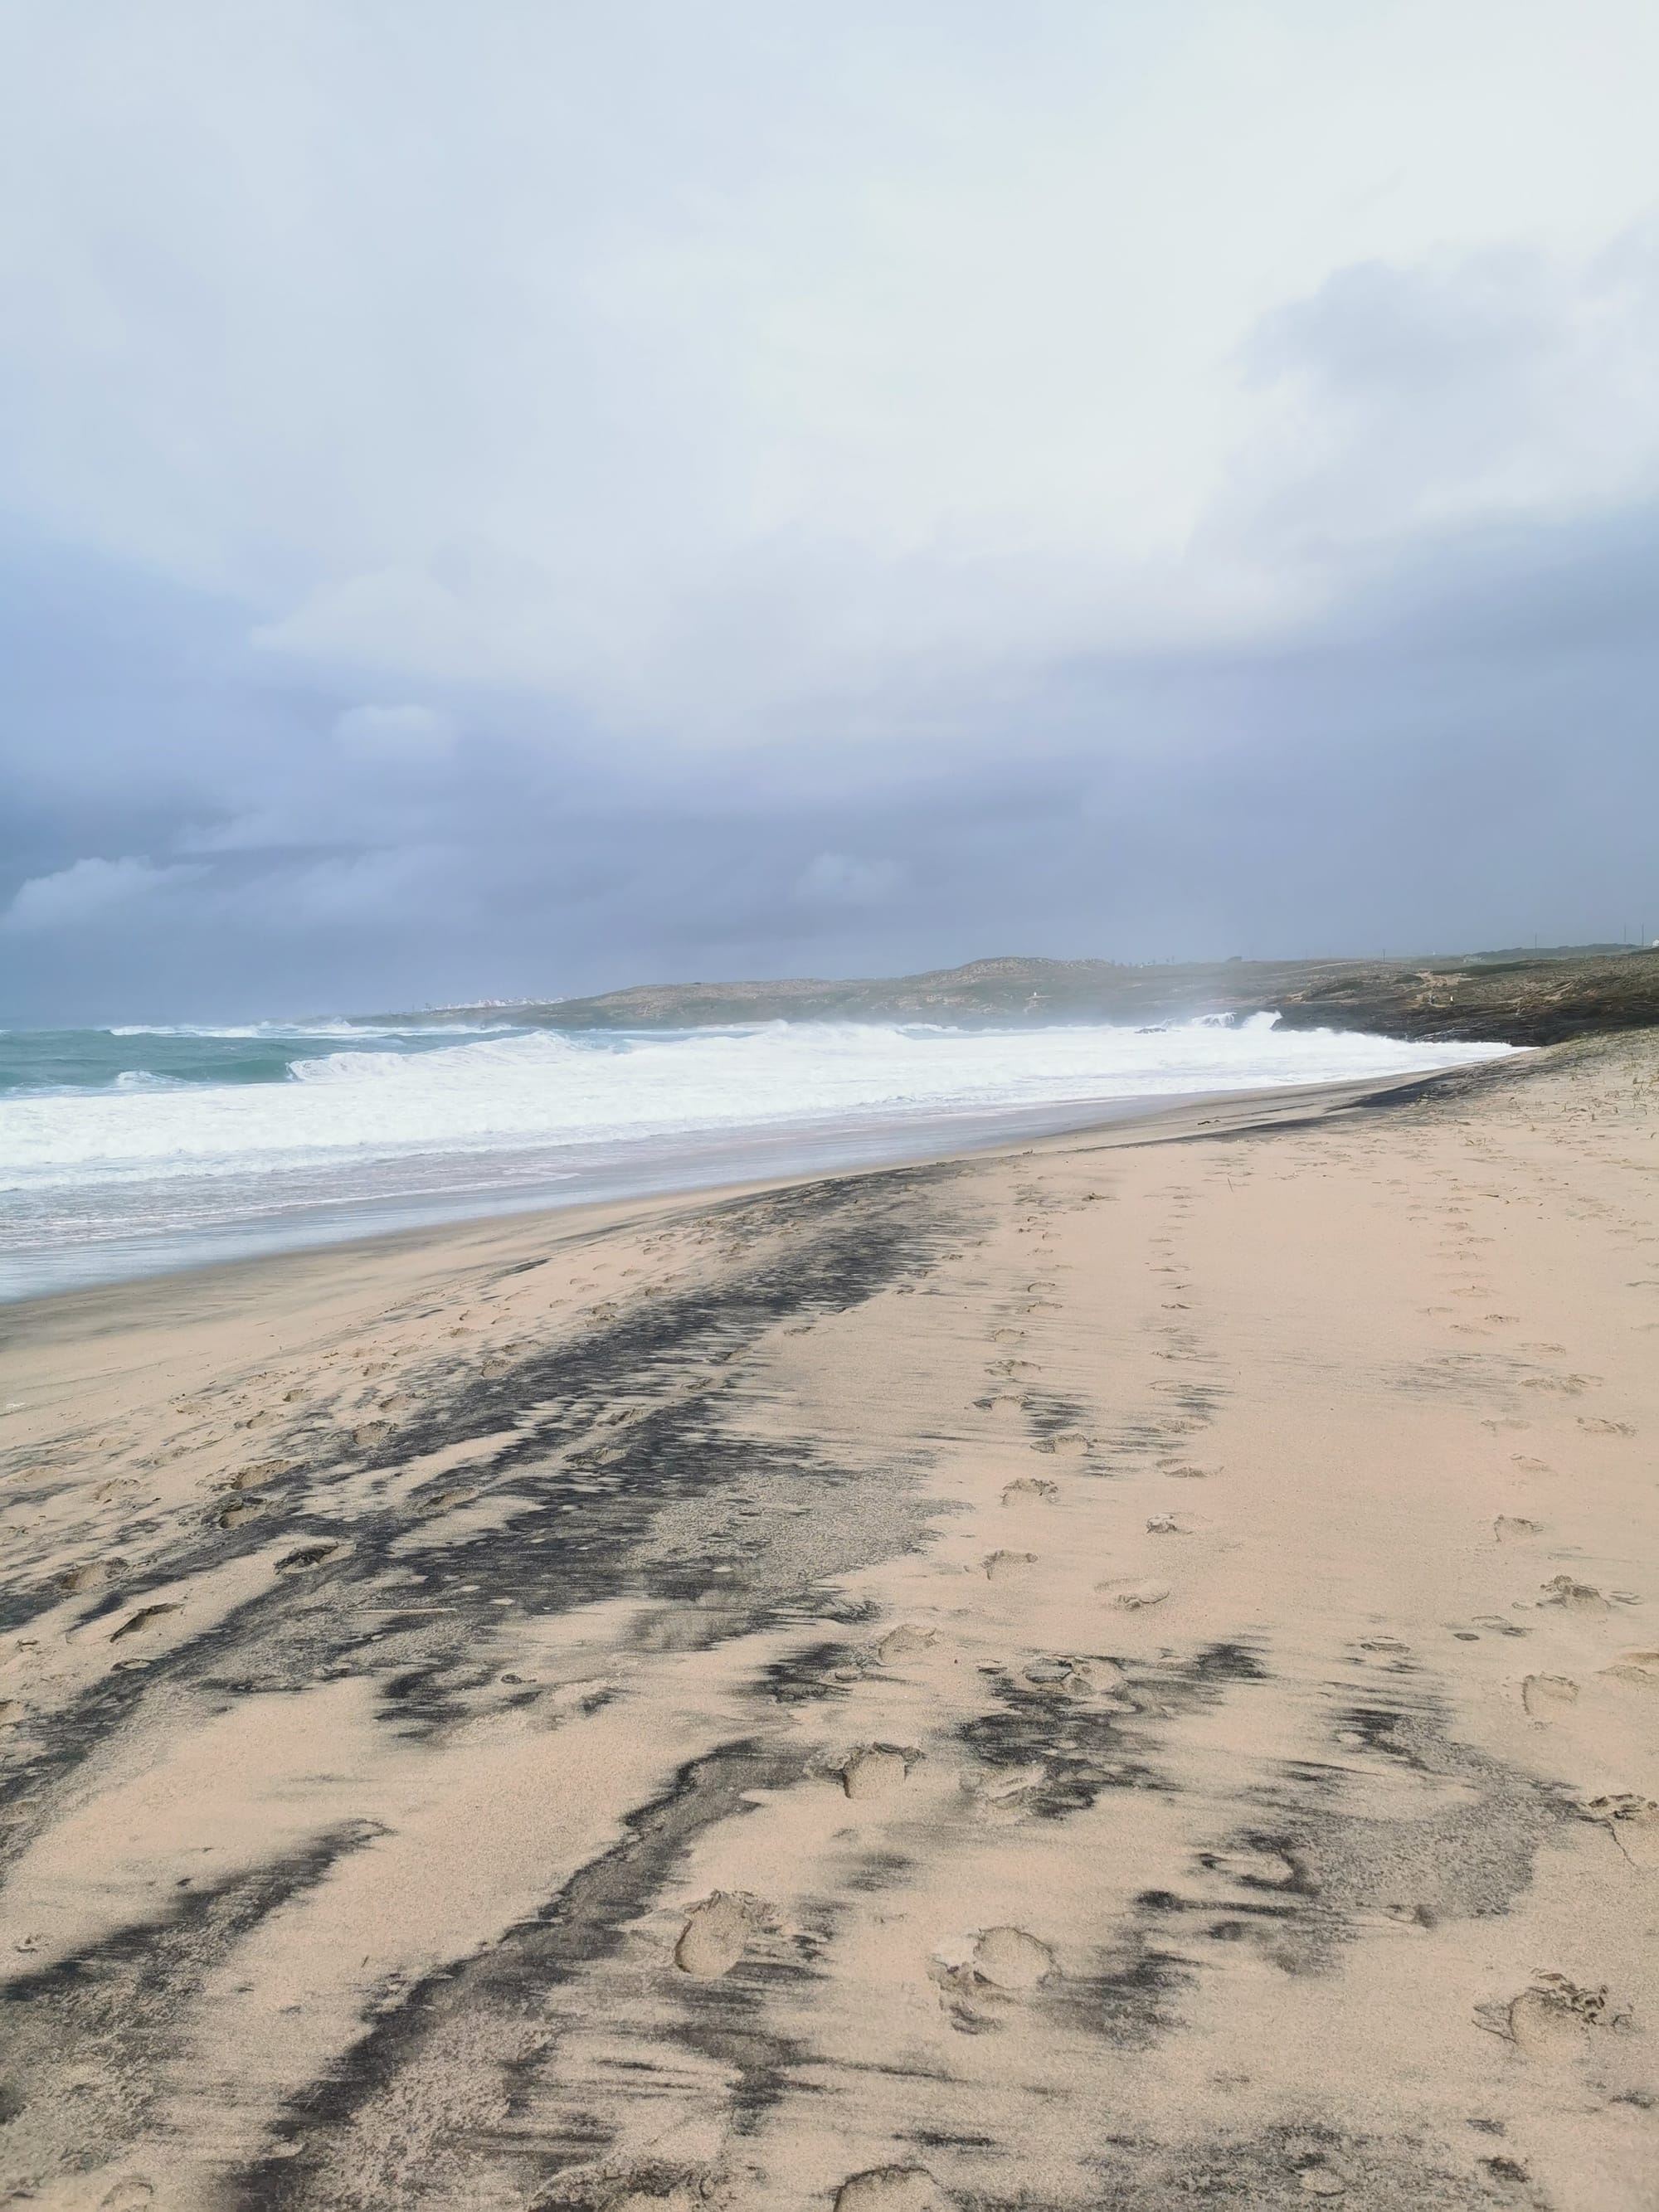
[{"left": 374, "top": 946, "right": 1659, "bottom": 1048}]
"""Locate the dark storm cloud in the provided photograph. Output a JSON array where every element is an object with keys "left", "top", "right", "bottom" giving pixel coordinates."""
[
  {"left": 5, "top": 484, "right": 1656, "bottom": 1025},
  {"left": 2, "top": 3, "right": 1657, "bottom": 1020}
]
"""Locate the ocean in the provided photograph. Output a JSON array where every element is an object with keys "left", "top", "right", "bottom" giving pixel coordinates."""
[{"left": 0, "top": 1014, "right": 1512, "bottom": 1300}]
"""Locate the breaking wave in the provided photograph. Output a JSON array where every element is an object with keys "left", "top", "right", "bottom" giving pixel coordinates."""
[{"left": 0, "top": 1014, "right": 1512, "bottom": 1295}]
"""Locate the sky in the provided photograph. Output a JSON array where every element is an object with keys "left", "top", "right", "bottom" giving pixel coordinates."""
[{"left": 3, "top": 0, "right": 1658, "bottom": 1023}]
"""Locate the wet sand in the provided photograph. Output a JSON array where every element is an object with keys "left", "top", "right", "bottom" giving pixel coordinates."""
[{"left": 2, "top": 1037, "right": 1657, "bottom": 2211}]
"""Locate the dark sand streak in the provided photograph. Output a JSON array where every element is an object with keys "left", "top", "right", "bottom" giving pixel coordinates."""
[{"left": 0, "top": 1171, "right": 965, "bottom": 1878}]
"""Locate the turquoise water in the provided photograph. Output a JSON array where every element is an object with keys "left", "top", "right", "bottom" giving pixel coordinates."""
[{"left": 0, "top": 1022, "right": 512, "bottom": 1095}]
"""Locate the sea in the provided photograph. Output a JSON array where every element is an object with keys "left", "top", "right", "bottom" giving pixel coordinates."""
[{"left": 0, "top": 1014, "right": 1513, "bottom": 1300}]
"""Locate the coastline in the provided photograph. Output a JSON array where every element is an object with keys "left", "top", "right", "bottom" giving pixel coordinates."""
[
  {"left": 0, "top": 1056, "right": 1497, "bottom": 1315},
  {"left": 2, "top": 1030, "right": 1656, "bottom": 2210},
  {"left": 0, "top": 1012, "right": 1516, "bottom": 1306}
]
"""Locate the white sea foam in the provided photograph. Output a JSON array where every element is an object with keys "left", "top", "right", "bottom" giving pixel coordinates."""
[{"left": 2, "top": 1015, "right": 1507, "bottom": 1199}]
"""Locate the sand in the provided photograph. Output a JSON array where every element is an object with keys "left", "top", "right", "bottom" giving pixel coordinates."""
[{"left": 1, "top": 1035, "right": 1657, "bottom": 2210}]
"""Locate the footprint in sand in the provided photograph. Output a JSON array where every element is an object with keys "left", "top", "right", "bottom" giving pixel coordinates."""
[
  {"left": 276, "top": 1542, "right": 345, "bottom": 1574},
  {"left": 990, "top": 1329, "right": 1026, "bottom": 1345},
  {"left": 418, "top": 1485, "right": 479, "bottom": 1515},
  {"left": 984, "top": 1390, "right": 1029, "bottom": 1412},
  {"left": 1022, "top": 1655, "right": 1124, "bottom": 1700},
  {"left": 1538, "top": 1576, "right": 1611, "bottom": 1616},
  {"left": 1295, "top": 2162, "right": 1350, "bottom": 2198},
  {"left": 672, "top": 1891, "right": 767, "bottom": 1978},
  {"left": 1160, "top": 1463, "right": 1215, "bottom": 1481},
  {"left": 222, "top": 1461, "right": 290, "bottom": 1492},
  {"left": 109, "top": 1603, "right": 180, "bottom": 1643},
  {"left": 1584, "top": 1795, "right": 1659, "bottom": 1869},
  {"left": 984, "top": 1550, "right": 1037, "bottom": 1582},
  {"left": 1146, "top": 1512, "right": 1205, "bottom": 1535},
  {"left": 1100, "top": 1578, "right": 1170, "bottom": 1610},
  {"left": 876, "top": 1624, "right": 937, "bottom": 1665},
  {"left": 1579, "top": 1418, "right": 1636, "bottom": 1437},
  {"left": 1031, "top": 1432, "right": 1089, "bottom": 1458},
  {"left": 834, "top": 2168, "right": 951, "bottom": 2212},
  {"left": 1505, "top": 1976, "right": 1612, "bottom": 2059},
  {"left": 1002, "top": 1476, "right": 1058, "bottom": 1505},
  {"left": 1603, "top": 1650, "right": 1659, "bottom": 1691},
  {"left": 971, "top": 1924, "right": 1054, "bottom": 1989},
  {"left": 1201, "top": 1840, "right": 1301, "bottom": 1889},
  {"left": 0, "top": 1699, "right": 24, "bottom": 1728},
  {"left": 216, "top": 1498, "right": 269, "bottom": 1529},
  {"left": 840, "top": 1745, "right": 913, "bottom": 1801},
  {"left": 1521, "top": 1674, "right": 1579, "bottom": 1719},
  {"left": 56, "top": 1558, "right": 124, "bottom": 1595},
  {"left": 1494, "top": 1516, "right": 1542, "bottom": 1543},
  {"left": 98, "top": 2184, "right": 155, "bottom": 2211}
]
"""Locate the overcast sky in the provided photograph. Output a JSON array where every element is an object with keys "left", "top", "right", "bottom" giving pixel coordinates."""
[{"left": 3, "top": 0, "right": 1657, "bottom": 1022}]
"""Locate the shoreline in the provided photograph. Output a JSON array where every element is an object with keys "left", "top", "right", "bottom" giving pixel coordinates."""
[
  {"left": 2, "top": 1028, "right": 1655, "bottom": 2211},
  {"left": 0, "top": 1056, "right": 1509, "bottom": 1324}
]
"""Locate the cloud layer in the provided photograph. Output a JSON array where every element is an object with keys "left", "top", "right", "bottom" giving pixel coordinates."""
[{"left": 3, "top": 1, "right": 1657, "bottom": 1018}]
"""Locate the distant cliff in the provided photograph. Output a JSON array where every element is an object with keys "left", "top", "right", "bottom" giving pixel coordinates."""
[{"left": 374, "top": 946, "right": 1659, "bottom": 1048}]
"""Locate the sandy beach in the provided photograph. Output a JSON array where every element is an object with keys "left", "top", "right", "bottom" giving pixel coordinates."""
[{"left": 2, "top": 1033, "right": 1657, "bottom": 2211}]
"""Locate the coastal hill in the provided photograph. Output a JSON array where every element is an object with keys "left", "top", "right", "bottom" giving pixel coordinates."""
[{"left": 386, "top": 944, "right": 1659, "bottom": 1047}]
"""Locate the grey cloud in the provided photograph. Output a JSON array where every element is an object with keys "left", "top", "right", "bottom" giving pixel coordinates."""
[
  {"left": 1230, "top": 228, "right": 1659, "bottom": 569},
  {"left": 334, "top": 703, "right": 455, "bottom": 761},
  {"left": 2, "top": 856, "right": 205, "bottom": 935},
  {"left": 2, "top": 6, "right": 1657, "bottom": 1021},
  {"left": 5, "top": 479, "right": 1657, "bottom": 1024},
  {"left": 792, "top": 855, "right": 903, "bottom": 910}
]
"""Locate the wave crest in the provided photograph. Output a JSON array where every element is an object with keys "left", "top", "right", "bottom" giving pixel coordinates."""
[{"left": 0, "top": 1015, "right": 1511, "bottom": 1200}]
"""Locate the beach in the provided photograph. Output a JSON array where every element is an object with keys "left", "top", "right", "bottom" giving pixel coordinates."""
[{"left": 2, "top": 1031, "right": 1657, "bottom": 2210}]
